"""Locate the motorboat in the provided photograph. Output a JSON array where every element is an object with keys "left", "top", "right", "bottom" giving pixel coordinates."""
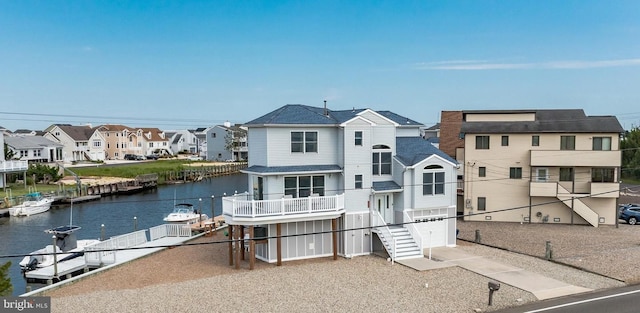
[
  {"left": 9, "top": 192, "right": 54, "bottom": 217},
  {"left": 19, "top": 225, "right": 100, "bottom": 272},
  {"left": 163, "top": 203, "right": 208, "bottom": 224}
]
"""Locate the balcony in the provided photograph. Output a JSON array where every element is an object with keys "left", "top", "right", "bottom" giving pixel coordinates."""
[
  {"left": 530, "top": 150, "right": 620, "bottom": 167},
  {"left": 530, "top": 181, "right": 558, "bottom": 197},
  {"left": 530, "top": 181, "right": 620, "bottom": 199},
  {"left": 222, "top": 192, "right": 345, "bottom": 225},
  {"left": 0, "top": 160, "right": 29, "bottom": 173}
]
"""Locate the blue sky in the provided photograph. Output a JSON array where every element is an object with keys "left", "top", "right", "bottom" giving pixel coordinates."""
[{"left": 1, "top": 1, "right": 640, "bottom": 131}]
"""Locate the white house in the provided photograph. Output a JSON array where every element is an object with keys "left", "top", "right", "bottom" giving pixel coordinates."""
[
  {"left": 3, "top": 135, "right": 63, "bottom": 163},
  {"left": 222, "top": 104, "right": 458, "bottom": 268},
  {"left": 0, "top": 135, "right": 28, "bottom": 189},
  {"left": 44, "top": 124, "right": 106, "bottom": 163}
]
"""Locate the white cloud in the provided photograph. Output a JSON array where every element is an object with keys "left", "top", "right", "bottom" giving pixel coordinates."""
[{"left": 413, "top": 58, "right": 640, "bottom": 70}]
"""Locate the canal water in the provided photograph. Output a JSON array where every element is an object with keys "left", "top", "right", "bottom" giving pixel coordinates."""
[{"left": 0, "top": 173, "right": 247, "bottom": 295}]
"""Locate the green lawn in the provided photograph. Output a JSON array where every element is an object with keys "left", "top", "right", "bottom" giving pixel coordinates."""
[{"left": 3, "top": 160, "right": 214, "bottom": 197}]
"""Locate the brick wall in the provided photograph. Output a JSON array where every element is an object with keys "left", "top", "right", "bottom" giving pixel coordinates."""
[{"left": 439, "top": 111, "right": 464, "bottom": 158}]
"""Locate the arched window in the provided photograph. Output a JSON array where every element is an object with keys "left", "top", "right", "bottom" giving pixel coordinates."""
[
  {"left": 423, "top": 164, "right": 445, "bottom": 195},
  {"left": 372, "top": 145, "right": 392, "bottom": 175}
]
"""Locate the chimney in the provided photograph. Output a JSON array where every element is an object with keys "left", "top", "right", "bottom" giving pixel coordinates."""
[
  {"left": 324, "top": 100, "right": 328, "bottom": 117},
  {"left": 224, "top": 121, "right": 231, "bottom": 128}
]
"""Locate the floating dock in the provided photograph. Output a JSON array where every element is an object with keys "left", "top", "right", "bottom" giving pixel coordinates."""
[{"left": 23, "top": 223, "right": 198, "bottom": 289}]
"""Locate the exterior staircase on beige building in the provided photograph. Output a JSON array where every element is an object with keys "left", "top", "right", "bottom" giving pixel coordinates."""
[{"left": 556, "top": 185, "right": 599, "bottom": 227}]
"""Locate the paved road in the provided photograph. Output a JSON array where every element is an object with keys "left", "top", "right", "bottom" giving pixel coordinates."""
[{"left": 496, "top": 284, "right": 640, "bottom": 313}]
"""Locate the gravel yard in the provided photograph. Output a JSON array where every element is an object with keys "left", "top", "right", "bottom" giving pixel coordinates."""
[{"left": 42, "top": 195, "right": 639, "bottom": 312}]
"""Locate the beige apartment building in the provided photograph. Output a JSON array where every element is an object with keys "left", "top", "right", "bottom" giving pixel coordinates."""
[{"left": 441, "top": 110, "right": 624, "bottom": 227}]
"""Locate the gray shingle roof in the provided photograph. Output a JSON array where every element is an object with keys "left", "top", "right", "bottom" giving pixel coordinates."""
[
  {"left": 242, "top": 164, "right": 342, "bottom": 175},
  {"left": 372, "top": 181, "right": 402, "bottom": 192},
  {"left": 460, "top": 109, "right": 624, "bottom": 134},
  {"left": 395, "top": 137, "right": 457, "bottom": 167},
  {"left": 56, "top": 125, "right": 96, "bottom": 141},
  {"left": 4, "top": 136, "right": 63, "bottom": 149},
  {"left": 244, "top": 104, "right": 423, "bottom": 127}
]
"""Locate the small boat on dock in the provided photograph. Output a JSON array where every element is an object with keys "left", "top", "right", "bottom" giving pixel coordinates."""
[
  {"left": 20, "top": 225, "right": 100, "bottom": 272},
  {"left": 163, "top": 203, "right": 209, "bottom": 224},
  {"left": 9, "top": 192, "right": 54, "bottom": 217}
]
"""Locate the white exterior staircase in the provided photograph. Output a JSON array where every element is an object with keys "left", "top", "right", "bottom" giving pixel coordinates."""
[
  {"left": 556, "top": 185, "right": 599, "bottom": 227},
  {"left": 376, "top": 226, "right": 423, "bottom": 260}
]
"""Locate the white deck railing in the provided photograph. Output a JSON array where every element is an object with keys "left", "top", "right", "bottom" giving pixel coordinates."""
[
  {"left": 371, "top": 209, "right": 395, "bottom": 263},
  {"left": 223, "top": 193, "right": 345, "bottom": 218},
  {"left": 84, "top": 230, "right": 148, "bottom": 266},
  {"left": 0, "top": 160, "right": 28, "bottom": 173},
  {"left": 403, "top": 211, "right": 423, "bottom": 252},
  {"left": 149, "top": 224, "right": 193, "bottom": 241}
]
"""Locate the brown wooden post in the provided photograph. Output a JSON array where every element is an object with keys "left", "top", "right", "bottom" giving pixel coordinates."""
[
  {"left": 234, "top": 225, "right": 240, "bottom": 269},
  {"left": 332, "top": 218, "right": 338, "bottom": 260},
  {"left": 249, "top": 225, "right": 255, "bottom": 270},
  {"left": 228, "top": 225, "right": 234, "bottom": 266},
  {"left": 240, "top": 226, "right": 246, "bottom": 261},
  {"left": 276, "top": 223, "right": 282, "bottom": 266}
]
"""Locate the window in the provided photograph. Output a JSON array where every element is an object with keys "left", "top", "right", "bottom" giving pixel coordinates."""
[
  {"left": 560, "top": 136, "right": 575, "bottom": 150},
  {"left": 372, "top": 145, "right": 392, "bottom": 175},
  {"left": 593, "top": 137, "right": 612, "bottom": 151},
  {"left": 532, "top": 135, "right": 540, "bottom": 146},
  {"left": 560, "top": 168, "right": 574, "bottom": 181},
  {"left": 475, "top": 136, "right": 490, "bottom": 149},
  {"left": 535, "top": 168, "right": 548, "bottom": 182},
  {"left": 34, "top": 150, "right": 41, "bottom": 157},
  {"left": 20, "top": 150, "right": 28, "bottom": 157},
  {"left": 479, "top": 167, "right": 486, "bottom": 177},
  {"left": 291, "top": 131, "right": 318, "bottom": 153},
  {"left": 592, "top": 168, "right": 615, "bottom": 183},
  {"left": 355, "top": 175, "right": 363, "bottom": 189},
  {"left": 509, "top": 167, "right": 522, "bottom": 179},
  {"left": 501, "top": 136, "right": 509, "bottom": 146},
  {"left": 284, "top": 175, "right": 325, "bottom": 198},
  {"left": 355, "top": 131, "right": 363, "bottom": 146},
  {"left": 477, "top": 197, "right": 486, "bottom": 211},
  {"left": 212, "top": 133, "right": 216, "bottom": 138},
  {"left": 423, "top": 165, "right": 445, "bottom": 196},
  {"left": 149, "top": 143, "right": 154, "bottom": 148}
]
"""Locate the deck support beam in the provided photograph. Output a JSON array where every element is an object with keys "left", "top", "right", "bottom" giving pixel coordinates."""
[
  {"left": 234, "top": 225, "right": 240, "bottom": 269},
  {"left": 332, "top": 218, "right": 338, "bottom": 260},
  {"left": 228, "top": 225, "right": 234, "bottom": 266},
  {"left": 276, "top": 223, "right": 282, "bottom": 266},
  {"left": 249, "top": 226, "right": 255, "bottom": 270}
]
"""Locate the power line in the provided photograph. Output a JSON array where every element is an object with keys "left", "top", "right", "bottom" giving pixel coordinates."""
[{"left": 0, "top": 187, "right": 627, "bottom": 259}]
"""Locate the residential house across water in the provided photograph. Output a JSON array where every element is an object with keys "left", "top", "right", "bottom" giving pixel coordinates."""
[{"left": 222, "top": 104, "right": 458, "bottom": 267}]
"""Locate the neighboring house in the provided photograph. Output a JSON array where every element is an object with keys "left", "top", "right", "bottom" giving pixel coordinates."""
[
  {"left": 167, "top": 129, "right": 200, "bottom": 155},
  {"left": 135, "top": 127, "right": 171, "bottom": 156},
  {"left": 421, "top": 123, "right": 440, "bottom": 139},
  {"left": 441, "top": 109, "right": 623, "bottom": 227},
  {"left": 11, "top": 129, "right": 42, "bottom": 136},
  {"left": 206, "top": 122, "right": 248, "bottom": 161},
  {"left": 222, "top": 104, "right": 458, "bottom": 267},
  {"left": 4, "top": 135, "right": 63, "bottom": 163},
  {"left": 44, "top": 124, "right": 106, "bottom": 163},
  {"left": 0, "top": 134, "right": 28, "bottom": 189},
  {"left": 193, "top": 127, "right": 208, "bottom": 157},
  {"left": 96, "top": 124, "right": 143, "bottom": 159}
]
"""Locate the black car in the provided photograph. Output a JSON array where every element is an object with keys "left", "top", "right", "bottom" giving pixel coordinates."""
[{"left": 145, "top": 154, "right": 159, "bottom": 160}]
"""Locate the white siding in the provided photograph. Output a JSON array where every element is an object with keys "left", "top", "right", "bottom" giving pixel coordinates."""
[
  {"left": 265, "top": 127, "right": 339, "bottom": 166},
  {"left": 247, "top": 128, "right": 267, "bottom": 166}
]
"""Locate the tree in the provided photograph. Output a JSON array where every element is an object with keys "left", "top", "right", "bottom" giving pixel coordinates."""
[
  {"left": 27, "top": 163, "right": 62, "bottom": 183},
  {"left": 621, "top": 126, "right": 640, "bottom": 180},
  {"left": 0, "top": 261, "right": 12, "bottom": 296},
  {"left": 224, "top": 129, "right": 243, "bottom": 158},
  {"left": 4, "top": 142, "right": 14, "bottom": 160}
]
